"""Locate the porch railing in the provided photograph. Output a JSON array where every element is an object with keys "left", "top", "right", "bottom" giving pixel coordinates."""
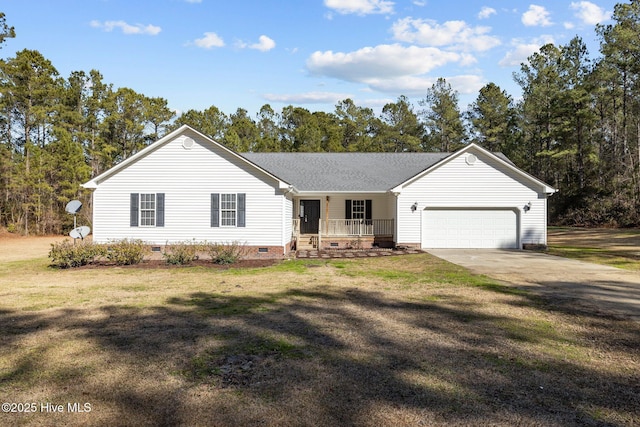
[
  {"left": 292, "top": 218, "right": 394, "bottom": 238},
  {"left": 323, "top": 219, "right": 394, "bottom": 237}
]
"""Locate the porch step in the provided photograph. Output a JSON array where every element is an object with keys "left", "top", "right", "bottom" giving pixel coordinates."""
[{"left": 296, "top": 234, "right": 318, "bottom": 250}]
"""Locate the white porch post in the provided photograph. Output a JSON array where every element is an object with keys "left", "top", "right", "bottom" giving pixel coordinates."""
[
  {"left": 393, "top": 191, "right": 400, "bottom": 246},
  {"left": 325, "top": 195, "right": 330, "bottom": 235}
]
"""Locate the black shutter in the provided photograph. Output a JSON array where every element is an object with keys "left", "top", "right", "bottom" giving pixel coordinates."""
[
  {"left": 365, "top": 199, "right": 372, "bottom": 220},
  {"left": 237, "top": 193, "right": 246, "bottom": 227},
  {"left": 130, "top": 193, "right": 139, "bottom": 227},
  {"left": 211, "top": 193, "right": 219, "bottom": 227},
  {"left": 156, "top": 193, "right": 165, "bottom": 227},
  {"left": 345, "top": 199, "right": 352, "bottom": 219}
]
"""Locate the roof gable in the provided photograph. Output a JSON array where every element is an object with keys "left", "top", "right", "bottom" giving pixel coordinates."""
[
  {"left": 392, "top": 143, "right": 556, "bottom": 194},
  {"left": 82, "top": 125, "right": 290, "bottom": 190}
]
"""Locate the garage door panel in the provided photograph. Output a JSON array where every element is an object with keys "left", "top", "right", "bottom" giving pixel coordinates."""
[{"left": 422, "top": 209, "right": 518, "bottom": 249}]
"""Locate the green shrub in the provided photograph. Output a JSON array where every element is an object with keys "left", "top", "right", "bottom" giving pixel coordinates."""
[
  {"left": 105, "top": 239, "right": 147, "bottom": 265},
  {"left": 203, "top": 241, "right": 247, "bottom": 265},
  {"left": 163, "top": 241, "right": 200, "bottom": 265},
  {"left": 49, "top": 240, "right": 103, "bottom": 268}
]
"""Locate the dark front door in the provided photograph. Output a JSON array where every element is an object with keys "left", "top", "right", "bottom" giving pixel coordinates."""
[{"left": 300, "top": 200, "right": 320, "bottom": 234}]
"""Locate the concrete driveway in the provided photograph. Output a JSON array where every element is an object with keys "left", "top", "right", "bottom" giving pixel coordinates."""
[{"left": 427, "top": 249, "right": 640, "bottom": 321}]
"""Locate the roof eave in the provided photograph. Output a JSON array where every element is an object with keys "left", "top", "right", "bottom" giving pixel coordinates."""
[
  {"left": 294, "top": 190, "right": 390, "bottom": 194},
  {"left": 81, "top": 181, "right": 97, "bottom": 189}
]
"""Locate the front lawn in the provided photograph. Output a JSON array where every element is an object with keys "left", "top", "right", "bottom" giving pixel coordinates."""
[{"left": 0, "top": 245, "right": 638, "bottom": 426}]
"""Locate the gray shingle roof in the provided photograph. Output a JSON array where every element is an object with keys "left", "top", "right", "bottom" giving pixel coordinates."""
[{"left": 242, "top": 152, "right": 451, "bottom": 192}]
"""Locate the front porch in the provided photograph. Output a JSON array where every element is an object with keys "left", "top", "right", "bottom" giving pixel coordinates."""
[{"left": 293, "top": 219, "right": 395, "bottom": 250}]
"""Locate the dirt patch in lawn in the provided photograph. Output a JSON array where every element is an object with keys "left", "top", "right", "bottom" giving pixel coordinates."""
[{"left": 0, "top": 232, "right": 66, "bottom": 262}]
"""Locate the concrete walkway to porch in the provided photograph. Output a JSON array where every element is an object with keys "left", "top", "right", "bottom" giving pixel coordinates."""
[{"left": 296, "top": 249, "right": 423, "bottom": 259}]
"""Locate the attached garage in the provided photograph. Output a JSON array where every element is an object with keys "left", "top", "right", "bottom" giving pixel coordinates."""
[{"left": 421, "top": 208, "right": 519, "bottom": 249}]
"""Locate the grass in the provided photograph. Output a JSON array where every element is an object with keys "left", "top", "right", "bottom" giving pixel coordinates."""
[
  {"left": 547, "top": 246, "right": 640, "bottom": 270},
  {"left": 547, "top": 227, "right": 640, "bottom": 270},
  {"left": 0, "top": 238, "right": 638, "bottom": 426}
]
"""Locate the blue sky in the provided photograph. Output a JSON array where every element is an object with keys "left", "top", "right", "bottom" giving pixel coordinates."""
[{"left": 2, "top": 0, "right": 618, "bottom": 117}]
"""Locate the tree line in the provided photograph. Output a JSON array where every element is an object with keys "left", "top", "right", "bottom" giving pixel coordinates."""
[{"left": 1, "top": 2, "right": 640, "bottom": 235}]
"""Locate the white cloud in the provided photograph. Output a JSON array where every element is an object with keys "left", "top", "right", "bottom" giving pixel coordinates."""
[
  {"left": 250, "top": 35, "right": 276, "bottom": 52},
  {"left": 522, "top": 5, "right": 552, "bottom": 27},
  {"left": 263, "top": 91, "right": 353, "bottom": 104},
  {"left": 391, "top": 17, "right": 501, "bottom": 52},
  {"left": 324, "top": 0, "right": 394, "bottom": 15},
  {"left": 236, "top": 35, "right": 276, "bottom": 51},
  {"left": 446, "top": 75, "right": 486, "bottom": 94},
  {"left": 364, "top": 74, "right": 484, "bottom": 97},
  {"left": 458, "top": 53, "right": 478, "bottom": 67},
  {"left": 478, "top": 7, "right": 497, "bottom": 20},
  {"left": 193, "top": 32, "right": 225, "bottom": 49},
  {"left": 499, "top": 36, "right": 555, "bottom": 67},
  {"left": 570, "top": 1, "right": 611, "bottom": 25},
  {"left": 306, "top": 44, "right": 462, "bottom": 83},
  {"left": 90, "top": 20, "right": 161, "bottom": 35},
  {"left": 500, "top": 46, "right": 534, "bottom": 67},
  {"left": 365, "top": 75, "right": 435, "bottom": 95}
]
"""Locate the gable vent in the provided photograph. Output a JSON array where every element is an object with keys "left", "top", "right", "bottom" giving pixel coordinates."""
[
  {"left": 182, "top": 137, "right": 195, "bottom": 150},
  {"left": 465, "top": 153, "right": 477, "bottom": 165}
]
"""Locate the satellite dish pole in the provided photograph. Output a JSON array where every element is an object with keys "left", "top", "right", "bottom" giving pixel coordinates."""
[{"left": 65, "top": 200, "right": 90, "bottom": 243}]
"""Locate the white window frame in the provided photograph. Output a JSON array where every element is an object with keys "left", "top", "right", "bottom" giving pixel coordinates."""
[
  {"left": 352, "top": 199, "right": 366, "bottom": 220},
  {"left": 139, "top": 193, "right": 156, "bottom": 227},
  {"left": 220, "top": 193, "right": 237, "bottom": 227}
]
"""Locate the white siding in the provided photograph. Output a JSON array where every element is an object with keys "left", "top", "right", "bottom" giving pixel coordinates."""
[
  {"left": 397, "top": 149, "right": 548, "bottom": 247},
  {"left": 92, "top": 130, "right": 288, "bottom": 247}
]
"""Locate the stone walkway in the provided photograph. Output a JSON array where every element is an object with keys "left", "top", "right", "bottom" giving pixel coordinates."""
[{"left": 296, "top": 249, "right": 422, "bottom": 259}]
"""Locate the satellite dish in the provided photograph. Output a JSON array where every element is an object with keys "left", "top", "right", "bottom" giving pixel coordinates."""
[
  {"left": 69, "top": 226, "right": 91, "bottom": 240},
  {"left": 65, "top": 200, "right": 82, "bottom": 214}
]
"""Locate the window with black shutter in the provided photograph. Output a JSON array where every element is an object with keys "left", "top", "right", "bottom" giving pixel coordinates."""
[
  {"left": 211, "top": 193, "right": 245, "bottom": 227},
  {"left": 131, "top": 193, "right": 164, "bottom": 227}
]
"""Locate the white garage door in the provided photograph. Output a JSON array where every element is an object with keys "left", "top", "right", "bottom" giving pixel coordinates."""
[{"left": 422, "top": 209, "right": 518, "bottom": 249}]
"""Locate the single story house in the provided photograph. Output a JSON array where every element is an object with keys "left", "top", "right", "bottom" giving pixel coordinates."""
[{"left": 82, "top": 125, "right": 556, "bottom": 257}]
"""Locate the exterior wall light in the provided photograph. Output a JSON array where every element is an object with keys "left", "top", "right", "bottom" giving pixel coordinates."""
[
  {"left": 523, "top": 202, "right": 532, "bottom": 212},
  {"left": 411, "top": 202, "right": 418, "bottom": 212}
]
